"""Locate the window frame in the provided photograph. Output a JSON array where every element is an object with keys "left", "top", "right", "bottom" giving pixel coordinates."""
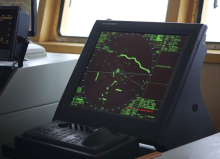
[
  {"left": 58, "top": 0, "right": 170, "bottom": 39},
  {"left": 57, "top": 0, "right": 197, "bottom": 40},
  {"left": 198, "top": 0, "right": 220, "bottom": 63},
  {"left": 56, "top": 0, "right": 87, "bottom": 43},
  {"left": 200, "top": 0, "right": 220, "bottom": 49},
  {"left": 33, "top": 0, "right": 198, "bottom": 44},
  {"left": 31, "top": 0, "right": 220, "bottom": 63}
]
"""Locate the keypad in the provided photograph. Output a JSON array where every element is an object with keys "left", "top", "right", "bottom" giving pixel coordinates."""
[
  {"left": 22, "top": 121, "right": 127, "bottom": 154},
  {"left": 31, "top": 122, "right": 89, "bottom": 145}
]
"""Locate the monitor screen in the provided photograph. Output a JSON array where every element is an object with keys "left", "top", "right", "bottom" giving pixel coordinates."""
[
  {"left": 71, "top": 31, "right": 186, "bottom": 120},
  {"left": 0, "top": 0, "right": 37, "bottom": 36},
  {"left": 0, "top": 9, "right": 16, "bottom": 50},
  {"left": 54, "top": 21, "right": 209, "bottom": 147}
]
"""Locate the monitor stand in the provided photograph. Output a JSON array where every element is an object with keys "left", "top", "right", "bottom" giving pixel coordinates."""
[{"left": 25, "top": 43, "right": 47, "bottom": 59}]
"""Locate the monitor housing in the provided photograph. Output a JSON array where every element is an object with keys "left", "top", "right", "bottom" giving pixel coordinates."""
[
  {"left": 54, "top": 20, "right": 215, "bottom": 151},
  {"left": 0, "top": 7, "right": 19, "bottom": 59},
  {"left": 0, "top": 0, "right": 37, "bottom": 36},
  {"left": 0, "top": 6, "right": 30, "bottom": 67}
]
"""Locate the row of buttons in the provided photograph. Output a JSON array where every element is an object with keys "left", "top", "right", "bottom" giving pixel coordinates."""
[
  {"left": 46, "top": 131, "right": 77, "bottom": 141},
  {"left": 35, "top": 127, "right": 79, "bottom": 141},
  {"left": 35, "top": 128, "right": 54, "bottom": 133},
  {"left": 51, "top": 123, "right": 92, "bottom": 136},
  {"left": 51, "top": 130, "right": 75, "bottom": 136},
  {"left": 66, "top": 136, "right": 86, "bottom": 144},
  {"left": 0, "top": 50, "right": 9, "bottom": 59},
  {"left": 0, "top": 55, "right": 8, "bottom": 58},
  {"left": 0, "top": 50, "right": 9, "bottom": 54},
  {"left": 49, "top": 135, "right": 65, "bottom": 140},
  {"left": 52, "top": 121, "right": 95, "bottom": 134}
]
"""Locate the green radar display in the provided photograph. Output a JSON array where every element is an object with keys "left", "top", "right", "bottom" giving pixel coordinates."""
[{"left": 71, "top": 31, "right": 186, "bottom": 120}]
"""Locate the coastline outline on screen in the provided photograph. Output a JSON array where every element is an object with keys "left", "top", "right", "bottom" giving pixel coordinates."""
[{"left": 70, "top": 31, "right": 186, "bottom": 120}]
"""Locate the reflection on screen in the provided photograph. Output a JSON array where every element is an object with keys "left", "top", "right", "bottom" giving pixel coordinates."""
[
  {"left": 0, "top": 0, "right": 31, "bottom": 31},
  {"left": 70, "top": 31, "right": 186, "bottom": 120}
]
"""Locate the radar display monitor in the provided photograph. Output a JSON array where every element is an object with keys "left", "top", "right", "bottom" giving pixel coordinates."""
[
  {"left": 71, "top": 32, "right": 186, "bottom": 120},
  {"left": 54, "top": 21, "right": 215, "bottom": 151}
]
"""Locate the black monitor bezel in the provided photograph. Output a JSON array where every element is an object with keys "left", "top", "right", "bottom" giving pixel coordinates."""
[
  {"left": 0, "top": 6, "right": 20, "bottom": 55},
  {"left": 53, "top": 21, "right": 206, "bottom": 146}
]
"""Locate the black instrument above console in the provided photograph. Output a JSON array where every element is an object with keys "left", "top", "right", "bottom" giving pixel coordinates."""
[{"left": 0, "top": 6, "right": 30, "bottom": 67}]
